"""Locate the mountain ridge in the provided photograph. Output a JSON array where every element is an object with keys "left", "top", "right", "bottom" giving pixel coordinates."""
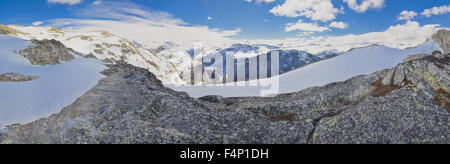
[
  {"left": 2, "top": 24, "right": 441, "bottom": 86},
  {"left": 0, "top": 24, "right": 185, "bottom": 84}
]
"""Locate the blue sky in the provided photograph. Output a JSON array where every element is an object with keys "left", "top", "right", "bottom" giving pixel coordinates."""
[{"left": 0, "top": 0, "right": 449, "bottom": 40}]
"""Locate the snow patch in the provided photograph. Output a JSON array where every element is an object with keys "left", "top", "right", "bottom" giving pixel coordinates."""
[{"left": 0, "top": 35, "right": 107, "bottom": 128}]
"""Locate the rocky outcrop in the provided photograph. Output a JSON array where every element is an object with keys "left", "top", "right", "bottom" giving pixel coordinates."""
[
  {"left": 381, "top": 51, "right": 449, "bottom": 96},
  {"left": 312, "top": 53, "right": 449, "bottom": 144},
  {"left": 1, "top": 51, "right": 448, "bottom": 144},
  {"left": 313, "top": 87, "right": 448, "bottom": 144},
  {"left": 432, "top": 29, "right": 450, "bottom": 55},
  {"left": 0, "top": 73, "right": 39, "bottom": 82},
  {"left": 403, "top": 53, "right": 428, "bottom": 63},
  {"left": 15, "top": 39, "right": 79, "bottom": 65}
]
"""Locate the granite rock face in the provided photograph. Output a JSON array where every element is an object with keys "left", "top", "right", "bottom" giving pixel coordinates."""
[
  {"left": 0, "top": 73, "right": 39, "bottom": 82},
  {"left": 381, "top": 51, "right": 449, "bottom": 97},
  {"left": 313, "top": 87, "right": 448, "bottom": 144},
  {"left": 312, "top": 53, "right": 449, "bottom": 144},
  {"left": 15, "top": 39, "right": 78, "bottom": 65}
]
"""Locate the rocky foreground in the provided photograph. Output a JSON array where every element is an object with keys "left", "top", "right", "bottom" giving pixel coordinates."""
[{"left": 0, "top": 50, "right": 448, "bottom": 144}]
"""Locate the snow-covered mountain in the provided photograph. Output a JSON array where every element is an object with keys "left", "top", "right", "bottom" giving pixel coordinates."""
[
  {"left": 2, "top": 25, "right": 332, "bottom": 85},
  {"left": 0, "top": 25, "right": 185, "bottom": 84},
  {"left": 315, "top": 51, "right": 340, "bottom": 60},
  {"left": 168, "top": 40, "right": 441, "bottom": 98},
  {"left": 0, "top": 24, "right": 439, "bottom": 87},
  {"left": 278, "top": 50, "right": 328, "bottom": 74},
  {"left": 168, "top": 43, "right": 339, "bottom": 84}
]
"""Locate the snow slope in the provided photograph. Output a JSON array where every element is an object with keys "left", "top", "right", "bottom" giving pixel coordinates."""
[
  {"left": 1, "top": 25, "right": 184, "bottom": 84},
  {"left": 0, "top": 35, "right": 107, "bottom": 128},
  {"left": 167, "top": 40, "right": 441, "bottom": 98}
]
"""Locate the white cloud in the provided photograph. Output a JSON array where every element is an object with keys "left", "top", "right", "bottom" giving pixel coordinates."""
[
  {"left": 32, "top": 21, "right": 44, "bottom": 26},
  {"left": 269, "top": 0, "right": 341, "bottom": 22},
  {"left": 93, "top": 0, "right": 101, "bottom": 5},
  {"left": 398, "top": 10, "right": 417, "bottom": 21},
  {"left": 245, "top": 0, "right": 275, "bottom": 4},
  {"left": 296, "top": 31, "right": 315, "bottom": 37},
  {"left": 48, "top": 1, "right": 241, "bottom": 48},
  {"left": 207, "top": 17, "right": 212, "bottom": 20},
  {"left": 285, "top": 20, "right": 329, "bottom": 32},
  {"left": 421, "top": 5, "right": 450, "bottom": 17},
  {"left": 47, "top": 0, "right": 82, "bottom": 5},
  {"left": 244, "top": 21, "right": 443, "bottom": 54},
  {"left": 329, "top": 21, "right": 349, "bottom": 29},
  {"left": 74, "top": 1, "right": 186, "bottom": 25},
  {"left": 343, "top": 0, "right": 385, "bottom": 13}
]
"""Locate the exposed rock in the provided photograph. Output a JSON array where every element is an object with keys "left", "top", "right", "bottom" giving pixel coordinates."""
[
  {"left": 15, "top": 39, "right": 79, "bottom": 65},
  {"left": 313, "top": 87, "right": 448, "bottom": 144},
  {"left": 381, "top": 52, "right": 449, "bottom": 97},
  {"left": 432, "top": 50, "right": 445, "bottom": 59},
  {"left": 150, "top": 42, "right": 175, "bottom": 54},
  {"left": 403, "top": 53, "right": 428, "bottom": 63},
  {"left": 0, "top": 25, "right": 30, "bottom": 36},
  {"left": 312, "top": 52, "right": 449, "bottom": 144},
  {"left": 0, "top": 73, "right": 39, "bottom": 82},
  {"left": 432, "top": 29, "right": 450, "bottom": 55}
]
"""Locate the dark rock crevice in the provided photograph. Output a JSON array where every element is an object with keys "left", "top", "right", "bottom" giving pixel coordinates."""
[{"left": 307, "top": 117, "right": 325, "bottom": 144}]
